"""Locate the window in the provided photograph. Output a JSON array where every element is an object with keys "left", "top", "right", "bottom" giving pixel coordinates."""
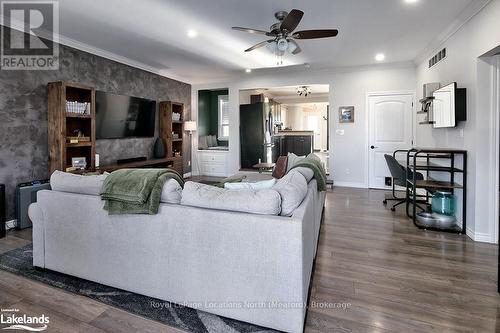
[{"left": 218, "top": 95, "right": 229, "bottom": 140}]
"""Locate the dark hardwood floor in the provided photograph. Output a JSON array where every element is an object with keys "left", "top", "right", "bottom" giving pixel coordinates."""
[{"left": 0, "top": 187, "right": 499, "bottom": 332}]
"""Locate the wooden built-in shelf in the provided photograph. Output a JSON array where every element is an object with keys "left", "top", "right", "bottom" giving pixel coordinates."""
[
  {"left": 66, "top": 113, "right": 91, "bottom": 118},
  {"left": 159, "top": 101, "right": 185, "bottom": 175},
  {"left": 48, "top": 81, "right": 96, "bottom": 174},
  {"left": 407, "top": 179, "right": 463, "bottom": 190},
  {"left": 100, "top": 157, "right": 182, "bottom": 173},
  {"left": 66, "top": 142, "right": 92, "bottom": 148}
]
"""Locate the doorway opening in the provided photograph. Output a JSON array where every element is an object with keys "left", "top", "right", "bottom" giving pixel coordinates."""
[{"left": 238, "top": 85, "right": 330, "bottom": 175}]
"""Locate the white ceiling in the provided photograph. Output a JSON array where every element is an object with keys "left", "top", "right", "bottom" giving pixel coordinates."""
[{"left": 55, "top": 0, "right": 479, "bottom": 83}]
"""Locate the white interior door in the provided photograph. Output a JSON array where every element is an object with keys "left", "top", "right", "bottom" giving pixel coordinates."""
[{"left": 368, "top": 93, "right": 414, "bottom": 189}]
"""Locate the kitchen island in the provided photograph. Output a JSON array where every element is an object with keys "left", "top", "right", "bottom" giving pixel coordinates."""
[{"left": 273, "top": 130, "right": 314, "bottom": 160}]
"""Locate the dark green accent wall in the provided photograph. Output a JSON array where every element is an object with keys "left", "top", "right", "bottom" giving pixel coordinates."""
[{"left": 198, "top": 89, "right": 229, "bottom": 146}]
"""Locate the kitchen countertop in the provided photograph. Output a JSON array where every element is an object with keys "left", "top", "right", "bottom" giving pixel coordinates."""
[{"left": 275, "top": 130, "right": 314, "bottom": 136}]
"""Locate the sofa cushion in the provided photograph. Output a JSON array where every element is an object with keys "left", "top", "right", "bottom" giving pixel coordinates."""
[
  {"left": 224, "top": 178, "right": 276, "bottom": 190},
  {"left": 160, "top": 178, "right": 182, "bottom": 204},
  {"left": 293, "top": 167, "right": 315, "bottom": 183},
  {"left": 272, "top": 170, "right": 308, "bottom": 216},
  {"left": 181, "top": 181, "right": 281, "bottom": 215},
  {"left": 50, "top": 170, "right": 108, "bottom": 196}
]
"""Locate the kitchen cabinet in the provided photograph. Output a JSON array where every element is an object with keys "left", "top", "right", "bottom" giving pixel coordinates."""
[{"left": 273, "top": 133, "right": 313, "bottom": 160}]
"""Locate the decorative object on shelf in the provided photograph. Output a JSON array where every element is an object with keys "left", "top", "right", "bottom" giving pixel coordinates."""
[
  {"left": 66, "top": 136, "right": 90, "bottom": 143},
  {"left": 153, "top": 137, "right": 166, "bottom": 158},
  {"left": 416, "top": 212, "right": 457, "bottom": 229},
  {"left": 95, "top": 154, "right": 100, "bottom": 169},
  {"left": 339, "top": 106, "right": 354, "bottom": 123},
  {"left": 66, "top": 101, "right": 90, "bottom": 114},
  {"left": 296, "top": 86, "right": 311, "bottom": 97},
  {"left": 172, "top": 112, "right": 181, "bottom": 121},
  {"left": 172, "top": 132, "right": 179, "bottom": 139},
  {"left": 184, "top": 121, "right": 197, "bottom": 135},
  {"left": 71, "top": 157, "right": 87, "bottom": 170},
  {"left": 432, "top": 191, "right": 456, "bottom": 216}
]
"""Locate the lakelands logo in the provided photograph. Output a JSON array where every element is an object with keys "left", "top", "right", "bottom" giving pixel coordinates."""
[
  {"left": 0, "top": 0, "right": 59, "bottom": 70},
  {"left": 0, "top": 309, "right": 49, "bottom": 331}
]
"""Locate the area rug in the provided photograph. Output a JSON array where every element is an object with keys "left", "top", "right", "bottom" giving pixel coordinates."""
[{"left": 0, "top": 244, "right": 277, "bottom": 333}]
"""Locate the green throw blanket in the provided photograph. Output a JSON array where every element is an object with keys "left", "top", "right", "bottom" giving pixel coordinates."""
[
  {"left": 290, "top": 157, "right": 327, "bottom": 191},
  {"left": 100, "top": 168, "right": 184, "bottom": 215}
]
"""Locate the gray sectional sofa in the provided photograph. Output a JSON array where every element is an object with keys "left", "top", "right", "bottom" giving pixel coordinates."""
[{"left": 28, "top": 169, "right": 326, "bottom": 333}]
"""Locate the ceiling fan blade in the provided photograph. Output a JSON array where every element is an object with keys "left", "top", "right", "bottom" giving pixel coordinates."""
[
  {"left": 232, "top": 26, "right": 272, "bottom": 36},
  {"left": 293, "top": 29, "right": 339, "bottom": 39},
  {"left": 280, "top": 9, "right": 304, "bottom": 33},
  {"left": 289, "top": 39, "right": 302, "bottom": 55},
  {"left": 244, "top": 40, "right": 274, "bottom": 52}
]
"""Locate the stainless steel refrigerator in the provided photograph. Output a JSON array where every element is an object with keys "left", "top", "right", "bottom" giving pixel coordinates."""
[{"left": 240, "top": 102, "right": 273, "bottom": 169}]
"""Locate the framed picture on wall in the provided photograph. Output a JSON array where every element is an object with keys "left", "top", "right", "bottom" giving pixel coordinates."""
[{"left": 339, "top": 106, "right": 354, "bottom": 123}]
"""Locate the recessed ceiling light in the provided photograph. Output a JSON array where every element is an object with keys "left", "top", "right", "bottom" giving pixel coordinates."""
[
  {"left": 187, "top": 29, "right": 198, "bottom": 38},
  {"left": 404, "top": 0, "right": 419, "bottom": 3},
  {"left": 245, "top": 68, "right": 252, "bottom": 73},
  {"left": 375, "top": 53, "right": 385, "bottom": 62}
]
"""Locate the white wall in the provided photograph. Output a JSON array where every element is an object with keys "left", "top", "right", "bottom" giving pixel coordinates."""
[
  {"left": 415, "top": 0, "right": 500, "bottom": 243},
  {"left": 192, "top": 63, "right": 416, "bottom": 187}
]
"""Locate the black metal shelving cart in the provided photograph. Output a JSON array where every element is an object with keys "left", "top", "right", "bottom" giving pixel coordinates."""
[{"left": 405, "top": 148, "right": 467, "bottom": 234}]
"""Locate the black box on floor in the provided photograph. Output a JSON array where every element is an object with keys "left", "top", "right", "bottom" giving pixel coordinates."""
[
  {"left": 0, "top": 184, "right": 5, "bottom": 238},
  {"left": 16, "top": 180, "right": 50, "bottom": 229}
]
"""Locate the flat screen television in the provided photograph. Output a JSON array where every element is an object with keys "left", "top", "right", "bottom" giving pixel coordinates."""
[
  {"left": 96, "top": 91, "right": 156, "bottom": 139},
  {"left": 432, "top": 82, "right": 466, "bottom": 128}
]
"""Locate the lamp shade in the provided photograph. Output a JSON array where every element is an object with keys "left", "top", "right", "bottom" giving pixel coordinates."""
[{"left": 184, "top": 121, "right": 197, "bottom": 132}]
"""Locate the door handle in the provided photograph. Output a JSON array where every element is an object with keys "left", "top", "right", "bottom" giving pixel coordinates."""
[{"left": 370, "top": 145, "right": 379, "bottom": 150}]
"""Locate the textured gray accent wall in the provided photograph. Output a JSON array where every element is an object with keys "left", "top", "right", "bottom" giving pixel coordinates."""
[{"left": 0, "top": 27, "right": 191, "bottom": 220}]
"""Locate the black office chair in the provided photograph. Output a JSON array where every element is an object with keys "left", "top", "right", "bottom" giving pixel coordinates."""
[{"left": 383, "top": 154, "right": 424, "bottom": 212}]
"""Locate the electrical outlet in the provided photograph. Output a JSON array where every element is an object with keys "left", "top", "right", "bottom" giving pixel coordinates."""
[
  {"left": 346, "top": 168, "right": 350, "bottom": 175},
  {"left": 459, "top": 128, "right": 464, "bottom": 138}
]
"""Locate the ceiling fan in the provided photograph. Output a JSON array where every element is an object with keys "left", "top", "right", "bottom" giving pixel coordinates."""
[{"left": 232, "top": 9, "right": 338, "bottom": 61}]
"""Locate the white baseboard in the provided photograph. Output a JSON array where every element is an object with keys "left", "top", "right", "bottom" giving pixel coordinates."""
[
  {"left": 334, "top": 181, "right": 367, "bottom": 189},
  {"left": 466, "top": 227, "right": 496, "bottom": 243}
]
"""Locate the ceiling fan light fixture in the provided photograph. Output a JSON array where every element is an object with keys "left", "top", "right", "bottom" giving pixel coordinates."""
[
  {"left": 277, "top": 38, "right": 288, "bottom": 51},
  {"left": 287, "top": 40, "right": 297, "bottom": 54},
  {"left": 266, "top": 42, "right": 277, "bottom": 53}
]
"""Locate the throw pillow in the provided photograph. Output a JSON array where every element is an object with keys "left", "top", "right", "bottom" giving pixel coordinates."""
[
  {"left": 224, "top": 178, "right": 277, "bottom": 190},
  {"left": 272, "top": 169, "right": 308, "bottom": 216},
  {"left": 272, "top": 156, "right": 288, "bottom": 179},
  {"left": 198, "top": 136, "right": 208, "bottom": 149},
  {"left": 286, "top": 153, "right": 305, "bottom": 172},
  {"left": 160, "top": 178, "right": 182, "bottom": 204}
]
